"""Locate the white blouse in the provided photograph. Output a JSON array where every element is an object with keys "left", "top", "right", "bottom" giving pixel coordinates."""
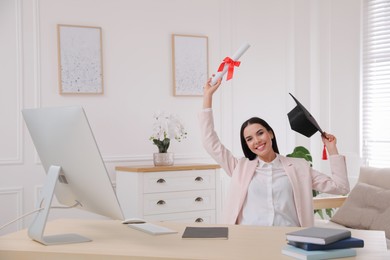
[{"left": 239, "top": 154, "right": 300, "bottom": 226}]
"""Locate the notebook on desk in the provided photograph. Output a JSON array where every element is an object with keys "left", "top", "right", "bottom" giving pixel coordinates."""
[
  {"left": 286, "top": 227, "right": 351, "bottom": 245},
  {"left": 182, "top": 227, "right": 228, "bottom": 239}
]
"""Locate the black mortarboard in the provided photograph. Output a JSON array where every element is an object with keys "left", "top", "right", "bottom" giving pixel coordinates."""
[{"left": 287, "top": 93, "right": 324, "bottom": 137}]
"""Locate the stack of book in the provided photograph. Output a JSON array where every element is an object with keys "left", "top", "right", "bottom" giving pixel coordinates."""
[{"left": 282, "top": 227, "right": 364, "bottom": 260}]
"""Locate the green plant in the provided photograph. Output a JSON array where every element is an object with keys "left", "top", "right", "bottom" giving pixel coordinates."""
[
  {"left": 151, "top": 132, "right": 171, "bottom": 153},
  {"left": 286, "top": 146, "right": 334, "bottom": 219}
]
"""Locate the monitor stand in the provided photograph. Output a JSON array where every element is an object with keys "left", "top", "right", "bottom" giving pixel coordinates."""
[{"left": 28, "top": 165, "right": 92, "bottom": 245}]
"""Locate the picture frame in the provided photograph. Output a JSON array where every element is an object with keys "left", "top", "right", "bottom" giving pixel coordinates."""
[
  {"left": 57, "top": 24, "right": 104, "bottom": 94},
  {"left": 172, "top": 34, "right": 208, "bottom": 96}
]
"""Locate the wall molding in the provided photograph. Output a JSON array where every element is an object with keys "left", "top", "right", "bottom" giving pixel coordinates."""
[
  {"left": 0, "top": 187, "right": 23, "bottom": 231},
  {"left": 0, "top": 0, "right": 23, "bottom": 165},
  {"left": 102, "top": 153, "right": 212, "bottom": 163},
  {"left": 32, "top": 153, "right": 211, "bottom": 165},
  {"left": 30, "top": 0, "right": 42, "bottom": 165},
  {"left": 33, "top": 0, "right": 41, "bottom": 108}
]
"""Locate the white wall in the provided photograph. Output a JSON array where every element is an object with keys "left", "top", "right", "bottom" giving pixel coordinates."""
[{"left": 0, "top": 0, "right": 360, "bottom": 234}]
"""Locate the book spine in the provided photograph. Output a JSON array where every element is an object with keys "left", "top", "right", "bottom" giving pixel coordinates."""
[{"left": 287, "top": 239, "right": 364, "bottom": 251}]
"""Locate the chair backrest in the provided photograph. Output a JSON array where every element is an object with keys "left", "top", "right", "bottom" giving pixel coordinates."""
[{"left": 359, "top": 166, "right": 390, "bottom": 190}]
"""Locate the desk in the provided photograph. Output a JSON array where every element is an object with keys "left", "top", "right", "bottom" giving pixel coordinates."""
[{"left": 0, "top": 219, "right": 389, "bottom": 260}]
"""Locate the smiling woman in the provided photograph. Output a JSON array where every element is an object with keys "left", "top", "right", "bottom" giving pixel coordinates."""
[
  {"left": 240, "top": 117, "right": 279, "bottom": 162},
  {"left": 199, "top": 77, "right": 350, "bottom": 227}
]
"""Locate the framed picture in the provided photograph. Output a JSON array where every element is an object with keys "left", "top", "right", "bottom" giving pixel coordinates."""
[
  {"left": 172, "top": 34, "right": 208, "bottom": 96},
  {"left": 57, "top": 24, "right": 104, "bottom": 94}
]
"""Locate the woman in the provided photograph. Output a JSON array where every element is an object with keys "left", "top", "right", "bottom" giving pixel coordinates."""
[{"left": 199, "top": 77, "right": 350, "bottom": 227}]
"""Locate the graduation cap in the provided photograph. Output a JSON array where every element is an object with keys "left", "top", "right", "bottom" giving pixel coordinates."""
[{"left": 287, "top": 93, "right": 328, "bottom": 159}]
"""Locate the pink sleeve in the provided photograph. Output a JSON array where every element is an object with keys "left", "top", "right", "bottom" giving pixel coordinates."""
[{"left": 198, "top": 109, "right": 238, "bottom": 176}]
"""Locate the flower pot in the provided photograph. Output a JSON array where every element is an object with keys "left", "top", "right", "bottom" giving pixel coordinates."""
[{"left": 153, "top": 152, "right": 174, "bottom": 166}]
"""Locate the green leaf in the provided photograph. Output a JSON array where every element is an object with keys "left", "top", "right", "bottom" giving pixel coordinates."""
[
  {"left": 293, "top": 146, "right": 310, "bottom": 154},
  {"left": 286, "top": 146, "right": 312, "bottom": 163},
  {"left": 152, "top": 138, "right": 171, "bottom": 153},
  {"left": 325, "top": 208, "right": 334, "bottom": 218},
  {"left": 314, "top": 209, "right": 324, "bottom": 219}
]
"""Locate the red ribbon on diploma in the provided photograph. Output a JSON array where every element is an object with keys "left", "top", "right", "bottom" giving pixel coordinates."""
[{"left": 217, "top": 57, "right": 241, "bottom": 81}]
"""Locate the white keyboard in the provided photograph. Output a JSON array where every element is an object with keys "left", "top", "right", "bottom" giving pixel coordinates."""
[{"left": 127, "top": 223, "right": 178, "bottom": 235}]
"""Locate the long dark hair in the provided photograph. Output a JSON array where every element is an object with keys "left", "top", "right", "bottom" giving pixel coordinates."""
[{"left": 240, "top": 117, "right": 279, "bottom": 160}]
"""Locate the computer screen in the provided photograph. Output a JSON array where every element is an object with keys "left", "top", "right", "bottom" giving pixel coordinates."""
[{"left": 22, "top": 106, "right": 124, "bottom": 245}]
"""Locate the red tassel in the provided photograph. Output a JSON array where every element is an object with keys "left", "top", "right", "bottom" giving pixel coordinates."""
[{"left": 322, "top": 144, "right": 328, "bottom": 160}]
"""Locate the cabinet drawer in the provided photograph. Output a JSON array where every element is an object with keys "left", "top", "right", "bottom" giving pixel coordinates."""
[
  {"left": 143, "top": 190, "right": 215, "bottom": 215},
  {"left": 144, "top": 210, "right": 216, "bottom": 224},
  {"left": 143, "top": 170, "right": 215, "bottom": 193}
]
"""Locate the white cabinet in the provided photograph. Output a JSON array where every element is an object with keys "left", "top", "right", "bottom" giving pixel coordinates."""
[{"left": 115, "top": 164, "right": 222, "bottom": 224}]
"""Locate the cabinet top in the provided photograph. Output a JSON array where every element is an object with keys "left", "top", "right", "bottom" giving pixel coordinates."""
[{"left": 115, "top": 164, "right": 221, "bottom": 172}]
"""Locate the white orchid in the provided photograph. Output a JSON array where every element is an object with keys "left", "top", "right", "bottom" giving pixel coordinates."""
[{"left": 150, "top": 111, "right": 187, "bottom": 153}]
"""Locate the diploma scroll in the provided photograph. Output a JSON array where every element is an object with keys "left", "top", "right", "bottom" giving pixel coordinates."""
[{"left": 211, "top": 43, "right": 251, "bottom": 85}]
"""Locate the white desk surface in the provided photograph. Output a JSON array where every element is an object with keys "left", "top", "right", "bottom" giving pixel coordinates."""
[{"left": 0, "top": 219, "right": 389, "bottom": 260}]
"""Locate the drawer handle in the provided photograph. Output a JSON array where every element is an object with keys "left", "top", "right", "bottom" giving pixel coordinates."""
[
  {"left": 195, "top": 197, "right": 203, "bottom": 202},
  {"left": 156, "top": 200, "right": 166, "bottom": 205},
  {"left": 157, "top": 178, "right": 166, "bottom": 184},
  {"left": 195, "top": 176, "right": 203, "bottom": 182},
  {"left": 195, "top": 218, "right": 204, "bottom": 223}
]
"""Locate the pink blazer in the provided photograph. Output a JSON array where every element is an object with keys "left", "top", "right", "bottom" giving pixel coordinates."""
[{"left": 199, "top": 110, "right": 350, "bottom": 227}]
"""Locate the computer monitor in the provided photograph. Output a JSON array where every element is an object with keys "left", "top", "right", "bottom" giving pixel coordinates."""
[{"left": 22, "top": 106, "right": 124, "bottom": 245}]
